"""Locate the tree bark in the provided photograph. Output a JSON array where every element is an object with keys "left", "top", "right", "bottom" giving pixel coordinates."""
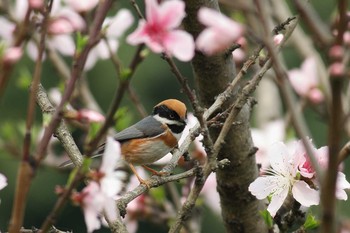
[{"left": 183, "top": 0, "right": 268, "bottom": 232}]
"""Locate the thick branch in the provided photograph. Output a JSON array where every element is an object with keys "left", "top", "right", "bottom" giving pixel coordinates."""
[{"left": 183, "top": 0, "right": 267, "bottom": 232}]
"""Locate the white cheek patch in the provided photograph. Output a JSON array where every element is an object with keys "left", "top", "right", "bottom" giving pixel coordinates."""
[{"left": 153, "top": 114, "right": 183, "bottom": 126}]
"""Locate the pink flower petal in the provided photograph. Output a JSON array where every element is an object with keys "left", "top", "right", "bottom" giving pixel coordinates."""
[
  {"left": 164, "top": 30, "right": 194, "bottom": 61},
  {"left": 3, "top": 47, "right": 23, "bottom": 64},
  {"left": 196, "top": 7, "right": 244, "bottom": 55},
  {"left": 292, "top": 180, "right": 320, "bottom": 206},
  {"left": 158, "top": 0, "right": 185, "bottom": 29}
]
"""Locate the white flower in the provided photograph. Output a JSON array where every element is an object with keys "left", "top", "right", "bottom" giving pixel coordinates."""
[
  {"left": 85, "top": 9, "right": 134, "bottom": 70},
  {"left": 249, "top": 142, "right": 319, "bottom": 217},
  {"left": 81, "top": 137, "right": 126, "bottom": 232}
]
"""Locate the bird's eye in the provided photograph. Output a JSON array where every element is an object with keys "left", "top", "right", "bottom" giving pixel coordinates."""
[{"left": 169, "top": 114, "right": 175, "bottom": 119}]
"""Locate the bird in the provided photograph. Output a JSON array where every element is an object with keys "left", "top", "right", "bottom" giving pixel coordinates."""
[{"left": 65, "top": 99, "right": 188, "bottom": 187}]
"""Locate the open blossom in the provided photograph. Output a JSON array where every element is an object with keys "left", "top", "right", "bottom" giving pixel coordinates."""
[
  {"left": 288, "top": 56, "right": 324, "bottom": 104},
  {"left": 85, "top": 9, "right": 134, "bottom": 70},
  {"left": 249, "top": 139, "right": 350, "bottom": 217},
  {"left": 127, "top": 0, "right": 194, "bottom": 62},
  {"left": 80, "top": 137, "right": 126, "bottom": 232},
  {"left": 196, "top": 7, "right": 244, "bottom": 55},
  {"left": 249, "top": 141, "right": 319, "bottom": 217}
]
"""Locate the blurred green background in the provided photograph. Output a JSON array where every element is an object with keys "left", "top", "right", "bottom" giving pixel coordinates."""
[{"left": 0, "top": 0, "right": 349, "bottom": 232}]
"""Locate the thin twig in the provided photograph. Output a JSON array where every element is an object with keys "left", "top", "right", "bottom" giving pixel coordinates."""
[
  {"left": 34, "top": 0, "right": 113, "bottom": 166},
  {"left": 85, "top": 44, "right": 145, "bottom": 156}
]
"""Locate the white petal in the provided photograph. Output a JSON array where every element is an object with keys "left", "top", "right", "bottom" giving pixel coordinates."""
[
  {"left": 100, "top": 137, "right": 121, "bottom": 174},
  {"left": 106, "top": 9, "right": 134, "bottom": 38},
  {"left": 249, "top": 176, "right": 288, "bottom": 200},
  {"left": 49, "top": 35, "right": 75, "bottom": 56},
  {"left": 292, "top": 181, "right": 319, "bottom": 206},
  {"left": 0, "top": 173, "right": 7, "bottom": 190},
  {"left": 267, "top": 186, "right": 288, "bottom": 217},
  {"left": 268, "top": 142, "right": 290, "bottom": 175},
  {"left": 335, "top": 172, "right": 350, "bottom": 200},
  {"left": 164, "top": 30, "right": 194, "bottom": 61},
  {"left": 103, "top": 197, "right": 118, "bottom": 222}
]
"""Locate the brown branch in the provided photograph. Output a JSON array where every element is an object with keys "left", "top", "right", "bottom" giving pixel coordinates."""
[
  {"left": 34, "top": 0, "right": 113, "bottom": 166},
  {"left": 8, "top": 1, "right": 53, "bottom": 231},
  {"left": 321, "top": 1, "right": 348, "bottom": 232},
  {"left": 35, "top": 84, "right": 83, "bottom": 167},
  {"left": 293, "top": 0, "right": 333, "bottom": 47}
]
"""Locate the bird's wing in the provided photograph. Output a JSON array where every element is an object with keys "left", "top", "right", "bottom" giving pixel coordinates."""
[{"left": 113, "top": 116, "right": 165, "bottom": 142}]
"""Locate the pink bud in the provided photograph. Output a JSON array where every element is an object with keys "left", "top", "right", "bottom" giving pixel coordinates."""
[
  {"left": 48, "top": 18, "right": 74, "bottom": 35},
  {"left": 328, "top": 45, "right": 344, "bottom": 59},
  {"left": 308, "top": 88, "right": 324, "bottom": 104},
  {"left": 329, "top": 62, "right": 345, "bottom": 77},
  {"left": 3, "top": 47, "right": 23, "bottom": 64},
  {"left": 77, "top": 109, "right": 105, "bottom": 123},
  {"left": 29, "top": 0, "right": 44, "bottom": 9},
  {"left": 273, "top": 34, "right": 284, "bottom": 45}
]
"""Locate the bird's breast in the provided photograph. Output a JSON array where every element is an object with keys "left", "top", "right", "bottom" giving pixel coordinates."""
[{"left": 121, "top": 129, "right": 178, "bottom": 165}]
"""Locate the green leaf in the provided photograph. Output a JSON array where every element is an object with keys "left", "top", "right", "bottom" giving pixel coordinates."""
[
  {"left": 303, "top": 213, "right": 319, "bottom": 230},
  {"left": 120, "top": 68, "right": 132, "bottom": 81},
  {"left": 149, "top": 186, "right": 166, "bottom": 203},
  {"left": 76, "top": 32, "right": 89, "bottom": 54},
  {"left": 114, "top": 107, "right": 133, "bottom": 131},
  {"left": 66, "top": 166, "right": 79, "bottom": 187},
  {"left": 81, "top": 157, "right": 92, "bottom": 174},
  {"left": 260, "top": 209, "right": 273, "bottom": 228},
  {"left": 86, "top": 122, "right": 102, "bottom": 141}
]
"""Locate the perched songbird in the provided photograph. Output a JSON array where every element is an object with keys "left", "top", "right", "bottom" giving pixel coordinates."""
[{"left": 97, "top": 99, "right": 187, "bottom": 186}]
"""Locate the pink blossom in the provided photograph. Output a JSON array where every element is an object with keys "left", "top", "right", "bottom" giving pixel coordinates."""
[
  {"left": 328, "top": 45, "right": 344, "bottom": 59},
  {"left": 48, "top": 18, "right": 76, "bottom": 35},
  {"left": 288, "top": 56, "right": 324, "bottom": 104},
  {"left": 273, "top": 34, "right": 284, "bottom": 45},
  {"left": 76, "top": 109, "right": 105, "bottom": 123},
  {"left": 65, "top": 0, "right": 99, "bottom": 12},
  {"left": 295, "top": 139, "right": 350, "bottom": 200},
  {"left": 249, "top": 141, "right": 320, "bottom": 217},
  {"left": 196, "top": 7, "right": 244, "bottom": 56},
  {"left": 49, "top": 3, "right": 85, "bottom": 34},
  {"left": 2, "top": 47, "right": 23, "bottom": 64},
  {"left": 85, "top": 9, "right": 134, "bottom": 70},
  {"left": 127, "top": 0, "right": 194, "bottom": 62}
]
